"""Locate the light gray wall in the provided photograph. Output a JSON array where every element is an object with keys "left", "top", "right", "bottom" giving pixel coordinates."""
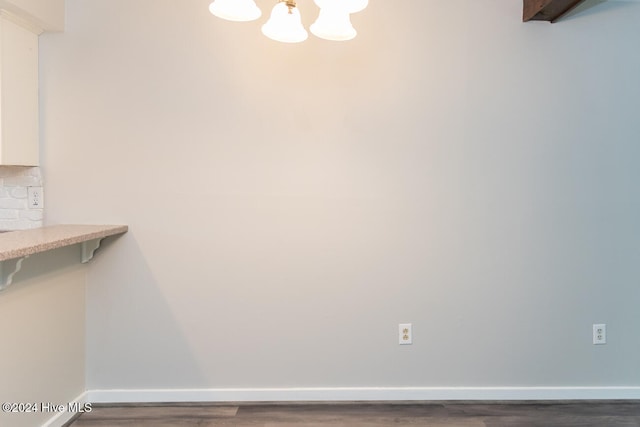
[
  {"left": 0, "top": 247, "right": 86, "bottom": 427},
  {"left": 39, "top": 0, "right": 640, "bottom": 392}
]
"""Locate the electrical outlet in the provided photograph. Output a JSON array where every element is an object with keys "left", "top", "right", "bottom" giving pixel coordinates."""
[
  {"left": 28, "top": 186, "right": 43, "bottom": 209},
  {"left": 399, "top": 323, "right": 412, "bottom": 345},
  {"left": 593, "top": 324, "right": 606, "bottom": 345}
]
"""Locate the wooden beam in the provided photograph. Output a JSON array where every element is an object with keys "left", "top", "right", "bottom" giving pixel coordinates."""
[{"left": 523, "top": 0, "right": 587, "bottom": 22}]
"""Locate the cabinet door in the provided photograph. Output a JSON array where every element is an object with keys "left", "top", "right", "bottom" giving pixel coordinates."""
[{"left": 0, "top": 16, "right": 39, "bottom": 166}]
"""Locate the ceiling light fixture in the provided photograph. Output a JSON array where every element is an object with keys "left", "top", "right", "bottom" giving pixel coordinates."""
[
  {"left": 262, "top": 0, "right": 308, "bottom": 43},
  {"left": 209, "top": 0, "right": 368, "bottom": 43},
  {"left": 310, "top": 1, "right": 356, "bottom": 41}
]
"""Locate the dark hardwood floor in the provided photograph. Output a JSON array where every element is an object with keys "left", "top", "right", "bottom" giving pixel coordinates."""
[{"left": 65, "top": 401, "right": 640, "bottom": 426}]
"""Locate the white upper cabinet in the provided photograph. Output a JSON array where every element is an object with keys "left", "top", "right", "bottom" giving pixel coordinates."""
[
  {"left": 0, "top": 14, "right": 38, "bottom": 166},
  {"left": 0, "top": 1, "right": 64, "bottom": 166}
]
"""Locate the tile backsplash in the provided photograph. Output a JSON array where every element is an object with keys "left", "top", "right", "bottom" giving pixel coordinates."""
[{"left": 0, "top": 166, "right": 43, "bottom": 230}]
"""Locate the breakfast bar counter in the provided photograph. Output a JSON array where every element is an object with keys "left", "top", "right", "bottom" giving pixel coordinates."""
[
  {"left": 0, "top": 224, "right": 128, "bottom": 289},
  {"left": 0, "top": 224, "right": 128, "bottom": 261}
]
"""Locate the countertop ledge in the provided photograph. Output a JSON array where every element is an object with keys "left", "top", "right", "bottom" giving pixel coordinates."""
[{"left": 0, "top": 224, "right": 128, "bottom": 261}]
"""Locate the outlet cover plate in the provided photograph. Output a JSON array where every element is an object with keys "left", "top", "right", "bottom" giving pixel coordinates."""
[
  {"left": 399, "top": 323, "right": 412, "bottom": 345},
  {"left": 28, "top": 186, "right": 43, "bottom": 209},
  {"left": 593, "top": 324, "right": 606, "bottom": 345}
]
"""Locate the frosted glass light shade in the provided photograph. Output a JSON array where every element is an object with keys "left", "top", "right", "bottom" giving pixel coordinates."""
[
  {"left": 261, "top": 2, "right": 308, "bottom": 43},
  {"left": 209, "top": 0, "right": 262, "bottom": 22},
  {"left": 310, "top": 8, "right": 356, "bottom": 41}
]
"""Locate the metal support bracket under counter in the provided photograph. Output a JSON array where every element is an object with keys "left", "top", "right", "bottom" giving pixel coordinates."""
[{"left": 0, "top": 224, "right": 128, "bottom": 291}]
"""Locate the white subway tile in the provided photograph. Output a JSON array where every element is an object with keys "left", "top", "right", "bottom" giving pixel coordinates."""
[
  {"left": 0, "top": 198, "right": 27, "bottom": 209},
  {"left": 0, "top": 220, "right": 16, "bottom": 230},
  {"left": 0, "top": 166, "right": 44, "bottom": 230},
  {"left": 19, "top": 209, "right": 44, "bottom": 221},
  {"left": 0, "top": 209, "right": 18, "bottom": 220},
  {"left": 3, "top": 176, "right": 41, "bottom": 187},
  {"left": 10, "top": 187, "right": 28, "bottom": 199},
  {"left": 22, "top": 167, "right": 41, "bottom": 177}
]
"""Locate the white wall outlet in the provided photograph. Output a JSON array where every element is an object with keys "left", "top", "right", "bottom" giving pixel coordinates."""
[
  {"left": 28, "top": 186, "right": 43, "bottom": 209},
  {"left": 593, "top": 324, "right": 606, "bottom": 345},
  {"left": 399, "top": 323, "right": 412, "bottom": 345}
]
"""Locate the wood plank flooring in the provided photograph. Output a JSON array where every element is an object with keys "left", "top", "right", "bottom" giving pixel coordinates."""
[{"left": 66, "top": 401, "right": 640, "bottom": 427}]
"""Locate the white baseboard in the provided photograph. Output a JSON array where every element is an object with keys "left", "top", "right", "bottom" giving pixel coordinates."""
[
  {"left": 41, "top": 391, "right": 89, "bottom": 427},
  {"left": 37, "top": 386, "right": 640, "bottom": 426},
  {"left": 87, "top": 386, "right": 640, "bottom": 404}
]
